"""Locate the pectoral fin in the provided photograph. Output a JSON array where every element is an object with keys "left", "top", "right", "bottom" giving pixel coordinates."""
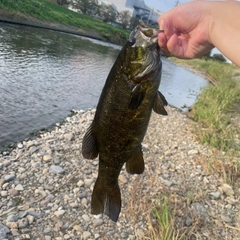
[
  {"left": 82, "top": 125, "right": 98, "bottom": 159},
  {"left": 126, "top": 146, "right": 144, "bottom": 174},
  {"left": 128, "top": 83, "right": 145, "bottom": 110},
  {"left": 153, "top": 91, "right": 168, "bottom": 115}
]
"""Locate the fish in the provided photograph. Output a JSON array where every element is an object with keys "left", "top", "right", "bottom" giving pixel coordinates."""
[{"left": 82, "top": 20, "right": 168, "bottom": 222}]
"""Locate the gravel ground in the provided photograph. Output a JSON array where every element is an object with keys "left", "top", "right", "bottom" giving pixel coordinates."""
[{"left": 0, "top": 106, "right": 240, "bottom": 240}]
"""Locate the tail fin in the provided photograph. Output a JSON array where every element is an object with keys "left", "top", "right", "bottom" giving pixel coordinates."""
[{"left": 91, "top": 178, "right": 121, "bottom": 222}]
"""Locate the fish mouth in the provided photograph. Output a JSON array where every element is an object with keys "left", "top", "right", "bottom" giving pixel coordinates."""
[
  {"left": 138, "top": 20, "right": 163, "bottom": 39},
  {"left": 129, "top": 20, "right": 163, "bottom": 46}
]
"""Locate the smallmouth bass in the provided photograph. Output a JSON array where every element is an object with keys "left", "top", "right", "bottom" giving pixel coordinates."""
[{"left": 82, "top": 21, "right": 167, "bottom": 222}]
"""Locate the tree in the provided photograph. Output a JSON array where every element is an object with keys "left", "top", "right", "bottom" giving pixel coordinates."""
[
  {"left": 57, "top": 0, "right": 69, "bottom": 6},
  {"left": 213, "top": 53, "right": 226, "bottom": 62},
  {"left": 202, "top": 50, "right": 212, "bottom": 60},
  {"left": 99, "top": 5, "right": 118, "bottom": 23},
  {"left": 70, "top": 0, "right": 99, "bottom": 16},
  {"left": 118, "top": 10, "right": 131, "bottom": 29},
  {"left": 129, "top": 17, "right": 139, "bottom": 30}
]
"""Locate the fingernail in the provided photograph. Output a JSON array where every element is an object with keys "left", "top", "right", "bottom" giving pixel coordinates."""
[{"left": 160, "top": 19, "right": 164, "bottom": 31}]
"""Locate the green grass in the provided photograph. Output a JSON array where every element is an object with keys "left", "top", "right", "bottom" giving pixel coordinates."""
[
  {"left": 170, "top": 58, "right": 240, "bottom": 153},
  {"left": 0, "top": 0, "right": 129, "bottom": 45},
  {"left": 150, "top": 196, "right": 185, "bottom": 240},
  {"left": 171, "top": 58, "right": 237, "bottom": 82}
]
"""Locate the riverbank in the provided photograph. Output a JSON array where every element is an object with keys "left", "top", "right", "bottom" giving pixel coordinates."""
[
  {"left": 0, "top": 0, "right": 129, "bottom": 45},
  {"left": 170, "top": 57, "right": 240, "bottom": 157},
  {"left": 0, "top": 107, "right": 240, "bottom": 239},
  {"left": 0, "top": 15, "right": 103, "bottom": 42}
]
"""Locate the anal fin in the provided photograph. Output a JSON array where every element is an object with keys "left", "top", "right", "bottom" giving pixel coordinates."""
[{"left": 126, "top": 146, "right": 144, "bottom": 174}]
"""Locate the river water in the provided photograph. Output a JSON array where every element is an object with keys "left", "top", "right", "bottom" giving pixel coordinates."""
[{"left": 0, "top": 23, "right": 209, "bottom": 150}]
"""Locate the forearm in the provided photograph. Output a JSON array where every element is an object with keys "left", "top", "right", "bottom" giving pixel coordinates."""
[{"left": 209, "top": 1, "right": 240, "bottom": 66}]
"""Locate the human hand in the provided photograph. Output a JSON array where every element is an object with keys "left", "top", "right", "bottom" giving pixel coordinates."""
[{"left": 158, "top": 1, "right": 214, "bottom": 59}]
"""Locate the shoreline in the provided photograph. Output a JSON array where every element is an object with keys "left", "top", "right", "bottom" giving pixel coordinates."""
[
  {"left": 0, "top": 106, "right": 239, "bottom": 239},
  {"left": 0, "top": 104, "right": 183, "bottom": 154},
  {"left": 169, "top": 57, "right": 217, "bottom": 85},
  {"left": 0, "top": 16, "right": 103, "bottom": 41}
]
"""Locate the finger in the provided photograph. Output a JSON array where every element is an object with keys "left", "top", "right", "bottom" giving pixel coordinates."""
[
  {"left": 160, "top": 18, "right": 175, "bottom": 41},
  {"left": 167, "top": 34, "right": 185, "bottom": 58},
  {"left": 158, "top": 33, "right": 171, "bottom": 56},
  {"left": 158, "top": 32, "right": 166, "bottom": 47}
]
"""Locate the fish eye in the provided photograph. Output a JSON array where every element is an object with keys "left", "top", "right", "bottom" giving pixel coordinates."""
[{"left": 129, "top": 38, "right": 136, "bottom": 46}]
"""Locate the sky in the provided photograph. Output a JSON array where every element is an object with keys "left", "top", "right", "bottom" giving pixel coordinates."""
[{"left": 145, "top": 0, "right": 189, "bottom": 12}]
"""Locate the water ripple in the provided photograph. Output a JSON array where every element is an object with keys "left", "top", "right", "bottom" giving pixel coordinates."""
[{"left": 0, "top": 23, "right": 208, "bottom": 150}]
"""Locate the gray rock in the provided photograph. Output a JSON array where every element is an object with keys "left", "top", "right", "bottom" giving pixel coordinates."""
[
  {"left": 84, "top": 178, "right": 94, "bottom": 186},
  {"left": 93, "top": 218, "right": 103, "bottom": 227},
  {"left": 43, "top": 228, "right": 51, "bottom": 233},
  {"left": 82, "top": 214, "right": 90, "bottom": 222},
  {"left": 191, "top": 203, "right": 209, "bottom": 219},
  {"left": 27, "top": 211, "right": 43, "bottom": 219},
  {"left": 3, "top": 160, "right": 10, "bottom": 167},
  {"left": 121, "top": 232, "right": 129, "bottom": 238},
  {"left": 69, "top": 202, "right": 78, "bottom": 208},
  {"left": 221, "top": 215, "right": 232, "bottom": 223},
  {"left": 185, "top": 216, "right": 192, "bottom": 226},
  {"left": 79, "top": 192, "right": 87, "bottom": 198},
  {"left": 29, "top": 146, "right": 38, "bottom": 154},
  {"left": 159, "top": 177, "right": 173, "bottom": 187},
  {"left": 83, "top": 231, "right": 91, "bottom": 239},
  {"left": 1, "top": 191, "right": 8, "bottom": 197},
  {"left": 50, "top": 165, "right": 65, "bottom": 174},
  {"left": 209, "top": 191, "right": 221, "bottom": 199},
  {"left": 45, "top": 194, "right": 55, "bottom": 201},
  {"left": 0, "top": 224, "right": 10, "bottom": 239},
  {"left": 54, "top": 210, "right": 65, "bottom": 217},
  {"left": 18, "top": 211, "right": 28, "bottom": 219},
  {"left": 18, "top": 218, "right": 29, "bottom": 228},
  {"left": 15, "top": 184, "right": 24, "bottom": 191},
  {"left": 4, "top": 174, "right": 15, "bottom": 182},
  {"left": 6, "top": 214, "right": 18, "bottom": 222},
  {"left": 53, "top": 157, "right": 61, "bottom": 165}
]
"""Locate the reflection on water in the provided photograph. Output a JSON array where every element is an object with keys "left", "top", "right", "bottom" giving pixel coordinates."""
[
  {"left": 161, "top": 59, "right": 208, "bottom": 109},
  {"left": 0, "top": 23, "right": 208, "bottom": 150}
]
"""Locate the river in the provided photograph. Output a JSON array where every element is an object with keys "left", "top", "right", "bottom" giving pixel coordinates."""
[{"left": 0, "top": 23, "right": 209, "bottom": 150}]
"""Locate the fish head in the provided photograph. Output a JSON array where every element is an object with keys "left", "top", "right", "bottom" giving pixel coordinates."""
[
  {"left": 123, "top": 20, "right": 162, "bottom": 83},
  {"left": 129, "top": 20, "right": 160, "bottom": 49}
]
